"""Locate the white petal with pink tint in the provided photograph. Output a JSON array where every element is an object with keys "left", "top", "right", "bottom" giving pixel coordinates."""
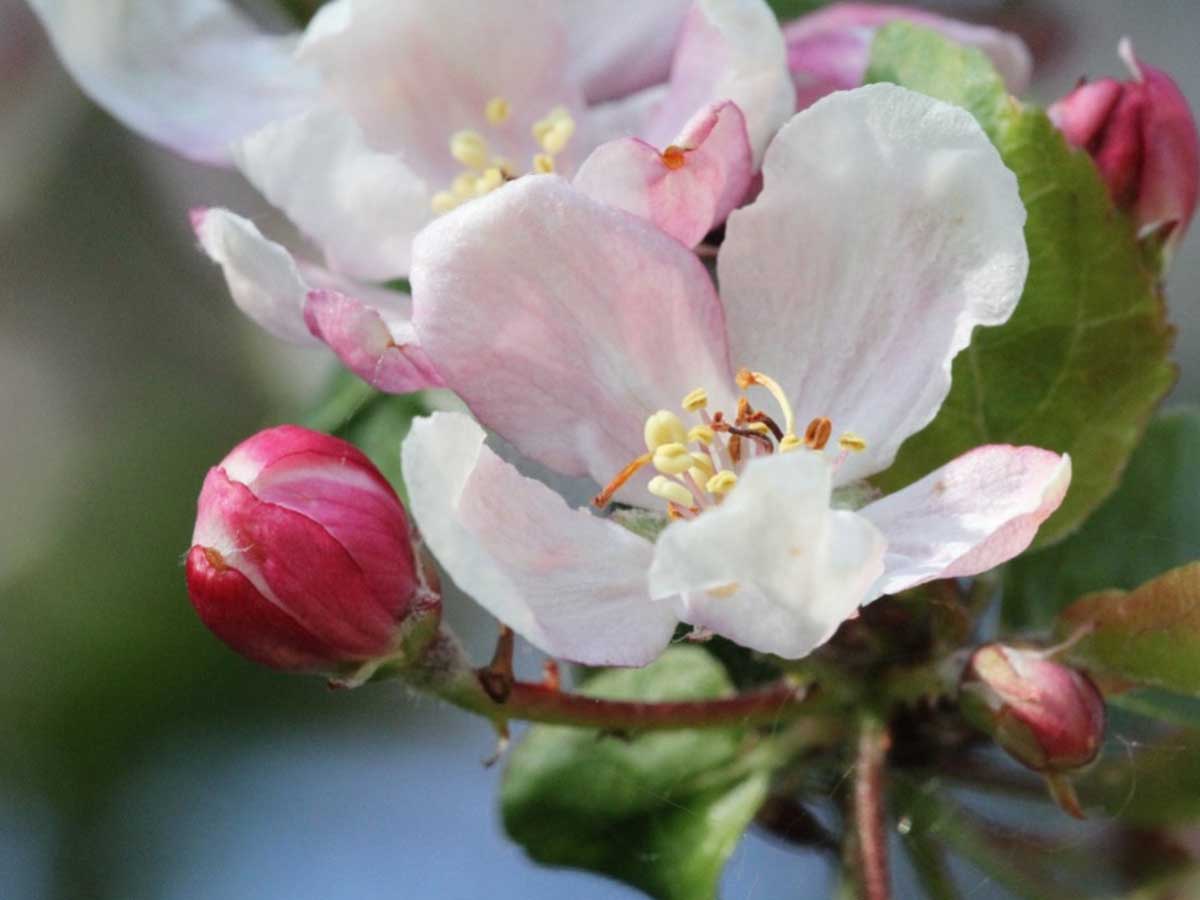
[
  {"left": 411, "top": 175, "right": 736, "bottom": 496},
  {"left": 649, "top": 451, "right": 885, "bottom": 659},
  {"left": 574, "top": 101, "right": 753, "bottom": 247},
  {"left": 233, "top": 106, "right": 430, "bottom": 282},
  {"left": 192, "top": 207, "right": 317, "bottom": 344},
  {"left": 861, "top": 446, "right": 1071, "bottom": 599},
  {"left": 720, "top": 85, "right": 1028, "bottom": 485},
  {"left": 403, "top": 412, "right": 677, "bottom": 666},
  {"left": 27, "top": 0, "right": 318, "bottom": 166},
  {"left": 304, "top": 290, "right": 444, "bottom": 394},
  {"left": 647, "top": 0, "right": 794, "bottom": 166},
  {"left": 298, "top": 0, "right": 585, "bottom": 184}
]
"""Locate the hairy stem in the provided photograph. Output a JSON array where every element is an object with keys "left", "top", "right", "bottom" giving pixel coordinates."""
[{"left": 853, "top": 716, "right": 892, "bottom": 900}]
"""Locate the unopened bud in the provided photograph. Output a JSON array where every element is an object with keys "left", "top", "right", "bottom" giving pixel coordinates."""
[
  {"left": 960, "top": 643, "right": 1106, "bottom": 774},
  {"left": 1049, "top": 39, "right": 1199, "bottom": 255},
  {"left": 186, "top": 426, "right": 438, "bottom": 677}
]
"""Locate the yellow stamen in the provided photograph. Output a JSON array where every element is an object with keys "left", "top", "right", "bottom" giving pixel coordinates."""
[
  {"left": 707, "top": 582, "right": 739, "bottom": 599},
  {"left": 649, "top": 475, "right": 695, "bottom": 508},
  {"left": 474, "top": 167, "right": 504, "bottom": 196},
  {"left": 839, "top": 432, "right": 868, "bottom": 452},
  {"left": 532, "top": 152, "right": 555, "bottom": 174},
  {"left": 681, "top": 387, "right": 708, "bottom": 412},
  {"left": 485, "top": 96, "right": 510, "bottom": 125},
  {"left": 745, "top": 421, "right": 771, "bottom": 436},
  {"left": 451, "top": 171, "right": 477, "bottom": 198},
  {"left": 804, "top": 416, "right": 833, "bottom": 451},
  {"left": 688, "top": 425, "right": 714, "bottom": 446},
  {"left": 450, "top": 130, "right": 490, "bottom": 170},
  {"left": 736, "top": 368, "right": 796, "bottom": 436},
  {"left": 593, "top": 453, "right": 651, "bottom": 507},
  {"left": 706, "top": 470, "right": 738, "bottom": 494},
  {"left": 688, "top": 452, "right": 715, "bottom": 479},
  {"left": 540, "top": 117, "right": 575, "bottom": 156},
  {"left": 652, "top": 442, "right": 693, "bottom": 475},
  {"left": 430, "top": 191, "right": 459, "bottom": 214},
  {"left": 778, "top": 434, "right": 802, "bottom": 454},
  {"left": 644, "top": 410, "right": 687, "bottom": 452}
]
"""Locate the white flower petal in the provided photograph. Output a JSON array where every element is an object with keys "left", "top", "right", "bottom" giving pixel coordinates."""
[
  {"left": 28, "top": 0, "right": 318, "bottom": 165},
  {"left": 233, "top": 107, "right": 430, "bottom": 282},
  {"left": 649, "top": 451, "right": 885, "bottom": 658},
  {"left": 403, "top": 412, "right": 678, "bottom": 666},
  {"left": 720, "top": 84, "right": 1029, "bottom": 485},
  {"left": 861, "top": 446, "right": 1071, "bottom": 598}
]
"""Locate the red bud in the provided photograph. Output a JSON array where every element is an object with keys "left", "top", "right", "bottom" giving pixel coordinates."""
[
  {"left": 960, "top": 643, "right": 1106, "bottom": 774},
  {"left": 186, "top": 425, "right": 436, "bottom": 675}
]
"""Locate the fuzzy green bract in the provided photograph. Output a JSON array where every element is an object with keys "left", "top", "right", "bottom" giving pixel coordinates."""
[
  {"left": 500, "top": 647, "right": 769, "bottom": 900},
  {"left": 866, "top": 23, "right": 1175, "bottom": 548}
]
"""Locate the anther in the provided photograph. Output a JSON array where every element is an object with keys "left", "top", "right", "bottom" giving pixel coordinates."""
[
  {"left": 532, "top": 153, "right": 555, "bottom": 174},
  {"left": 688, "top": 452, "right": 715, "bottom": 479},
  {"left": 540, "top": 118, "right": 575, "bottom": 155},
  {"left": 450, "top": 130, "right": 490, "bottom": 170},
  {"left": 706, "top": 470, "right": 738, "bottom": 494},
  {"left": 430, "top": 191, "right": 459, "bottom": 214},
  {"left": 687, "top": 425, "right": 714, "bottom": 445},
  {"left": 593, "top": 453, "right": 652, "bottom": 508},
  {"left": 804, "top": 417, "right": 833, "bottom": 450},
  {"left": 661, "top": 145, "right": 687, "bottom": 170},
  {"left": 485, "top": 96, "right": 510, "bottom": 125},
  {"left": 649, "top": 476, "right": 696, "bottom": 508},
  {"left": 474, "top": 167, "right": 504, "bottom": 196},
  {"left": 737, "top": 369, "right": 796, "bottom": 436},
  {"left": 778, "top": 434, "right": 802, "bottom": 454},
  {"left": 452, "top": 171, "right": 477, "bottom": 198},
  {"left": 681, "top": 388, "right": 708, "bottom": 411},
  {"left": 644, "top": 410, "right": 687, "bottom": 452},
  {"left": 652, "top": 442, "right": 693, "bottom": 475},
  {"left": 838, "top": 432, "right": 868, "bottom": 452}
]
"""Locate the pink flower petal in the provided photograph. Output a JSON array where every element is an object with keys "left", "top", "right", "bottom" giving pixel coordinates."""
[
  {"left": 403, "top": 413, "right": 677, "bottom": 666},
  {"left": 648, "top": 451, "right": 885, "bottom": 659},
  {"left": 646, "top": 0, "right": 795, "bottom": 166},
  {"left": 719, "top": 85, "right": 1028, "bottom": 485},
  {"left": 411, "top": 175, "right": 735, "bottom": 496},
  {"left": 304, "top": 289, "right": 445, "bottom": 394},
  {"left": 574, "top": 101, "right": 753, "bottom": 247},
  {"left": 860, "top": 445, "right": 1071, "bottom": 598},
  {"left": 28, "top": 0, "right": 318, "bottom": 166}
]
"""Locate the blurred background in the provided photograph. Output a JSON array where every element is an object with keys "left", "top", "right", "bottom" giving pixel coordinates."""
[{"left": 1, "top": 1, "right": 1197, "bottom": 898}]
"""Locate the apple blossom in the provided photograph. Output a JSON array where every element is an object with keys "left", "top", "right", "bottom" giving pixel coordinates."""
[
  {"left": 783, "top": 2, "right": 1032, "bottom": 109},
  {"left": 30, "top": 0, "right": 794, "bottom": 392},
  {"left": 401, "top": 84, "right": 1070, "bottom": 667},
  {"left": 1050, "top": 39, "right": 1200, "bottom": 255},
  {"left": 186, "top": 425, "right": 438, "bottom": 676}
]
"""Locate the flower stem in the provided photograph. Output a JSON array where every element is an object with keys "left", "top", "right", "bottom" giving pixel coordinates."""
[{"left": 852, "top": 715, "right": 892, "bottom": 900}]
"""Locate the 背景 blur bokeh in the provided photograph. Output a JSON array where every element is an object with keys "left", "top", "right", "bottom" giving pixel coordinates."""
[{"left": 2, "top": 1, "right": 1198, "bottom": 898}]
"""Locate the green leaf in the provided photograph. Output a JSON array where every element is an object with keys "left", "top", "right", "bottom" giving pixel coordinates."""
[
  {"left": 767, "top": 0, "right": 830, "bottom": 19},
  {"left": 866, "top": 24, "right": 1175, "bottom": 547},
  {"left": 1005, "top": 408, "right": 1200, "bottom": 628},
  {"left": 501, "top": 647, "right": 769, "bottom": 900},
  {"left": 1078, "top": 730, "right": 1200, "bottom": 825},
  {"left": 1108, "top": 688, "right": 1200, "bottom": 731},
  {"left": 1055, "top": 563, "right": 1200, "bottom": 696},
  {"left": 300, "top": 367, "right": 379, "bottom": 434}
]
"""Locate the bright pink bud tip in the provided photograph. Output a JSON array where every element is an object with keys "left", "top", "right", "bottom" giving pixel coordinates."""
[
  {"left": 960, "top": 644, "right": 1106, "bottom": 774},
  {"left": 1050, "top": 39, "right": 1200, "bottom": 253},
  {"left": 186, "top": 425, "right": 434, "bottom": 674}
]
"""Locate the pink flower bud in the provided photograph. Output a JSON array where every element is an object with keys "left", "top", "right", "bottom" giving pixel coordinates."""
[
  {"left": 186, "top": 425, "right": 435, "bottom": 674},
  {"left": 960, "top": 643, "right": 1106, "bottom": 774},
  {"left": 783, "top": 3, "right": 1032, "bottom": 110},
  {"left": 1050, "top": 39, "right": 1200, "bottom": 254}
]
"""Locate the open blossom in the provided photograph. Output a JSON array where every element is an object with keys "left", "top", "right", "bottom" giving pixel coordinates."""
[
  {"left": 30, "top": 0, "right": 793, "bottom": 392},
  {"left": 187, "top": 425, "right": 436, "bottom": 674},
  {"left": 1049, "top": 39, "right": 1200, "bottom": 255},
  {"left": 401, "top": 84, "right": 1070, "bottom": 666},
  {"left": 783, "top": 2, "right": 1032, "bottom": 109}
]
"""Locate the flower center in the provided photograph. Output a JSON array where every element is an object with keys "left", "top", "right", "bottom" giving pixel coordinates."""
[
  {"left": 593, "top": 368, "right": 868, "bottom": 519},
  {"left": 430, "top": 97, "right": 577, "bottom": 214}
]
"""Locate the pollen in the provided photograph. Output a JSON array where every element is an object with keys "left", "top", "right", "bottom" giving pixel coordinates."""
[
  {"left": 533, "top": 106, "right": 575, "bottom": 156},
  {"left": 450, "top": 130, "right": 490, "bottom": 171},
  {"left": 474, "top": 167, "right": 504, "bottom": 196},
  {"left": 839, "top": 432, "right": 868, "bottom": 452},
  {"left": 485, "top": 96, "right": 510, "bottom": 125},
  {"left": 688, "top": 425, "right": 714, "bottom": 445},
  {"left": 644, "top": 410, "right": 687, "bottom": 452},
  {"left": 804, "top": 416, "right": 833, "bottom": 451},
  {"left": 706, "top": 470, "right": 738, "bottom": 494},
  {"left": 649, "top": 475, "right": 696, "bottom": 508},
  {"left": 652, "top": 442, "right": 694, "bottom": 475},
  {"left": 688, "top": 452, "right": 715, "bottom": 479},
  {"left": 681, "top": 387, "right": 708, "bottom": 411},
  {"left": 661, "top": 145, "right": 687, "bottom": 170},
  {"left": 532, "top": 152, "right": 555, "bottom": 174}
]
